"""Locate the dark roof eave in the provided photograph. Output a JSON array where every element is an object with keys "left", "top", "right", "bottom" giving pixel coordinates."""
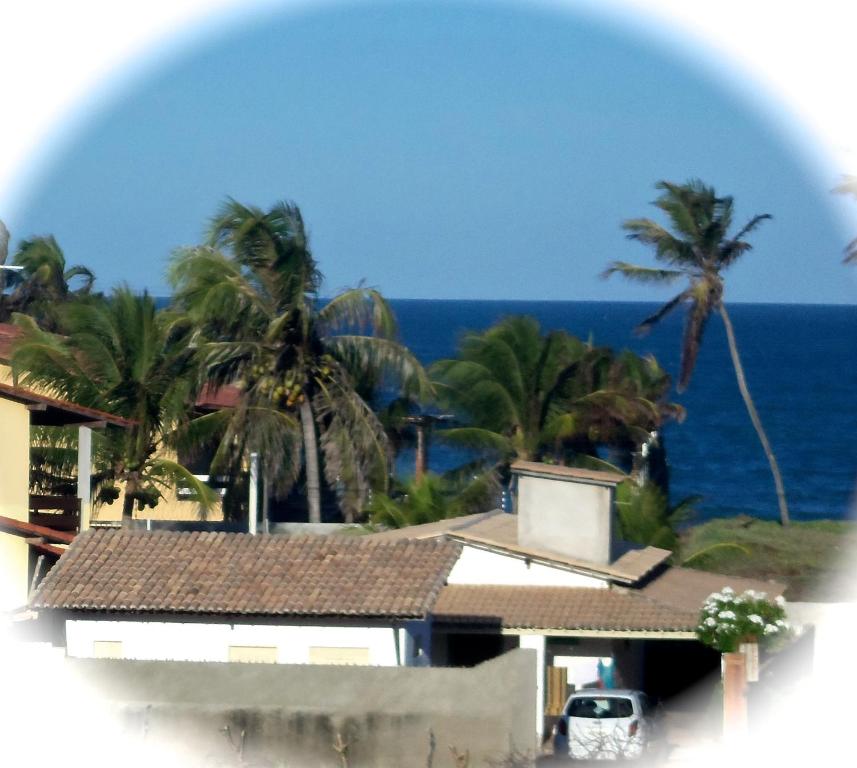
[
  {"left": 36, "top": 606, "right": 429, "bottom": 621},
  {"left": 0, "top": 382, "right": 133, "bottom": 428}
]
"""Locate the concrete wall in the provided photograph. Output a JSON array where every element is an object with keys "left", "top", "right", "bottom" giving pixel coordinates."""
[
  {"left": 0, "top": 396, "right": 31, "bottom": 610},
  {"left": 447, "top": 544, "right": 607, "bottom": 588},
  {"left": 67, "top": 618, "right": 429, "bottom": 667},
  {"left": 67, "top": 648, "right": 538, "bottom": 767},
  {"left": 516, "top": 472, "right": 616, "bottom": 565}
]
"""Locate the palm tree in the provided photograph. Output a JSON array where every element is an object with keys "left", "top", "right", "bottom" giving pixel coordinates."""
[
  {"left": 603, "top": 179, "right": 790, "bottom": 525},
  {"left": 0, "top": 219, "right": 11, "bottom": 295},
  {"left": 614, "top": 479, "right": 700, "bottom": 550},
  {"left": 430, "top": 315, "right": 682, "bottom": 471},
  {"left": 170, "top": 199, "right": 430, "bottom": 523},
  {"left": 11, "top": 287, "right": 215, "bottom": 522},
  {"left": 365, "top": 470, "right": 500, "bottom": 530},
  {"left": 1, "top": 235, "right": 95, "bottom": 328}
]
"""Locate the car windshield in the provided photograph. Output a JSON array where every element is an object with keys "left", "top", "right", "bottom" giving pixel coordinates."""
[{"left": 567, "top": 696, "right": 634, "bottom": 719}]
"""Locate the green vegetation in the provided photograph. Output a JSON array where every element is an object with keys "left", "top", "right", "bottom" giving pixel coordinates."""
[
  {"left": 0, "top": 234, "right": 95, "bottom": 330},
  {"left": 430, "top": 315, "right": 682, "bottom": 480},
  {"left": 169, "top": 199, "right": 429, "bottom": 523},
  {"left": 680, "top": 517, "right": 857, "bottom": 600},
  {"left": 604, "top": 179, "right": 791, "bottom": 526},
  {"left": 365, "top": 471, "right": 500, "bottom": 530},
  {"left": 12, "top": 287, "right": 216, "bottom": 520},
  {"left": 695, "top": 587, "right": 789, "bottom": 653},
  {"left": 615, "top": 480, "right": 699, "bottom": 550},
  {"left": 2, "top": 180, "right": 849, "bottom": 562}
]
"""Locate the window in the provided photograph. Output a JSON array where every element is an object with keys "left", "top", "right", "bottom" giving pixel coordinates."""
[
  {"left": 92, "top": 640, "right": 123, "bottom": 659},
  {"left": 308, "top": 647, "right": 371, "bottom": 665},
  {"left": 228, "top": 645, "right": 278, "bottom": 664},
  {"left": 567, "top": 697, "right": 634, "bottom": 719}
]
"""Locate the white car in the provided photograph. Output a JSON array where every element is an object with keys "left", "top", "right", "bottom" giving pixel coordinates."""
[{"left": 552, "top": 689, "right": 662, "bottom": 762}]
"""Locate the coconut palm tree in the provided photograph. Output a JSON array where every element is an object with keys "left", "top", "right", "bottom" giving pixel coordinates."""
[
  {"left": 603, "top": 179, "right": 790, "bottom": 525},
  {"left": 11, "top": 287, "right": 215, "bottom": 522},
  {"left": 170, "top": 199, "right": 430, "bottom": 523},
  {"left": 1, "top": 235, "right": 95, "bottom": 328},
  {"left": 430, "top": 315, "right": 681, "bottom": 470}
]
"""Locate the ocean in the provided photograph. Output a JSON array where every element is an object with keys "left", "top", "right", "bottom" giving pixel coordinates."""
[{"left": 389, "top": 300, "right": 857, "bottom": 523}]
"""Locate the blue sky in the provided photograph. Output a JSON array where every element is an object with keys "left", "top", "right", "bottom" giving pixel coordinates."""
[{"left": 5, "top": 0, "right": 855, "bottom": 303}]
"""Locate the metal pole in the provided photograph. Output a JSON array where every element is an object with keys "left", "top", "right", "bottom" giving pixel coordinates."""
[
  {"left": 77, "top": 426, "right": 92, "bottom": 531},
  {"left": 248, "top": 452, "right": 259, "bottom": 535}
]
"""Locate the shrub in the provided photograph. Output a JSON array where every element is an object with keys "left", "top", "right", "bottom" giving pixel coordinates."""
[{"left": 695, "top": 587, "right": 790, "bottom": 652}]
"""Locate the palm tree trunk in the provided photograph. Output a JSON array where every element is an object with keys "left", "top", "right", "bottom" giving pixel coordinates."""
[
  {"left": 122, "top": 476, "right": 137, "bottom": 527},
  {"left": 300, "top": 398, "right": 322, "bottom": 523},
  {"left": 718, "top": 304, "right": 790, "bottom": 525},
  {"left": 414, "top": 422, "right": 427, "bottom": 482}
]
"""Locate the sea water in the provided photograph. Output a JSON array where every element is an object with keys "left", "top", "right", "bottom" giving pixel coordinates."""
[{"left": 390, "top": 300, "right": 857, "bottom": 523}]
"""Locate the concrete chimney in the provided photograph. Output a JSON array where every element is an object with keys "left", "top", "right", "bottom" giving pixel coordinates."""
[{"left": 511, "top": 461, "right": 625, "bottom": 565}]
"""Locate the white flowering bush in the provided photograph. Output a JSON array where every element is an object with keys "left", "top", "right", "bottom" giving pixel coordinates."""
[{"left": 695, "top": 587, "right": 790, "bottom": 652}]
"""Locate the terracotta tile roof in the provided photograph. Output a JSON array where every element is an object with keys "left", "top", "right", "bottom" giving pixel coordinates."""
[
  {"left": 195, "top": 383, "right": 241, "bottom": 410},
  {"left": 0, "top": 381, "right": 133, "bottom": 428},
  {"left": 433, "top": 585, "right": 697, "bottom": 633},
  {"left": 640, "top": 567, "right": 785, "bottom": 613},
  {"left": 31, "top": 529, "right": 461, "bottom": 618}
]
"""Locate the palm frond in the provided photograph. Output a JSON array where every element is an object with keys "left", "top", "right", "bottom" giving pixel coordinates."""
[
  {"left": 435, "top": 427, "right": 514, "bottom": 457},
  {"left": 146, "top": 458, "right": 220, "bottom": 519},
  {"left": 634, "top": 290, "right": 691, "bottom": 335},
  {"left": 601, "top": 261, "right": 685, "bottom": 284},
  {"left": 318, "top": 287, "right": 398, "bottom": 339}
]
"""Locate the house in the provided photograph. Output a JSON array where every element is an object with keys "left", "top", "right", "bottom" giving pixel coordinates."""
[
  {"left": 1, "top": 321, "right": 230, "bottom": 525},
  {"left": 0, "top": 381, "right": 131, "bottom": 611},
  {"left": 30, "top": 533, "right": 459, "bottom": 667},
  {"left": 25, "top": 459, "right": 785, "bottom": 740}
]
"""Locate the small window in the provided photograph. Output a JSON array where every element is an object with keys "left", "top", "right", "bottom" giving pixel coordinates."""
[
  {"left": 308, "top": 647, "right": 371, "bottom": 665},
  {"left": 92, "top": 640, "right": 123, "bottom": 659},
  {"left": 228, "top": 645, "right": 278, "bottom": 664},
  {"left": 567, "top": 697, "right": 634, "bottom": 719}
]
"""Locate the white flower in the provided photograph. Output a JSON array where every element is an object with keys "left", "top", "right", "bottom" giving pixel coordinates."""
[
  {"left": 775, "top": 596, "right": 786, "bottom": 608},
  {"left": 744, "top": 590, "right": 758, "bottom": 600},
  {"left": 764, "top": 624, "right": 779, "bottom": 635},
  {"left": 718, "top": 610, "right": 737, "bottom": 621},
  {"left": 721, "top": 587, "right": 735, "bottom": 596},
  {"left": 748, "top": 614, "right": 764, "bottom": 625},
  {"left": 704, "top": 617, "right": 717, "bottom": 627},
  {"left": 776, "top": 619, "right": 789, "bottom": 629}
]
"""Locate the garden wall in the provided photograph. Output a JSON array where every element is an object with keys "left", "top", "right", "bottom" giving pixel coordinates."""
[{"left": 68, "top": 648, "right": 537, "bottom": 767}]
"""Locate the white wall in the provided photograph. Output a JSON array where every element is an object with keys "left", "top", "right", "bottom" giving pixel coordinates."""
[
  {"left": 66, "top": 619, "right": 421, "bottom": 666},
  {"left": 519, "top": 634, "right": 545, "bottom": 741},
  {"left": 517, "top": 473, "right": 615, "bottom": 565},
  {"left": 447, "top": 545, "right": 607, "bottom": 588}
]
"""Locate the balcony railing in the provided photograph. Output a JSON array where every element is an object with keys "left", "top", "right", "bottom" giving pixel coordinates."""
[{"left": 28, "top": 495, "right": 81, "bottom": 533}]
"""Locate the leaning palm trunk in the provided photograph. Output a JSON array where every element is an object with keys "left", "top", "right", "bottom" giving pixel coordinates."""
[
  {"left": 718, "top": 304, "right": 790, "bottom": 525},
  {"left": 300, "top": 398, "right": 322, "bottom": 523}
]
